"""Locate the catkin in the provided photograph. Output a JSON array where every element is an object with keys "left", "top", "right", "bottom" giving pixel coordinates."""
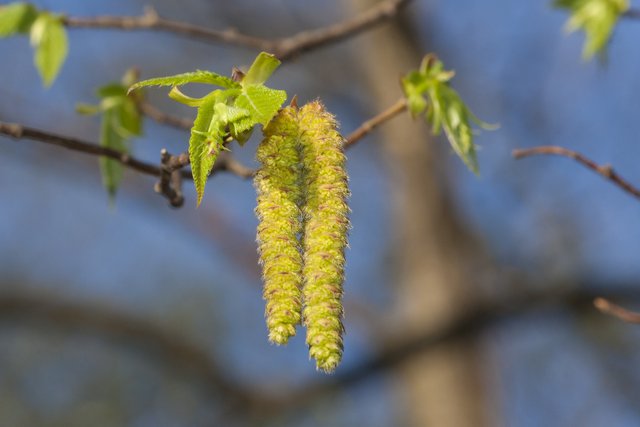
[
  {"left": 254, "top": 106, "right": 304, "bottom": 345},
  {"left": 299, "top": 101, "right": 350, "bottom": 372}
]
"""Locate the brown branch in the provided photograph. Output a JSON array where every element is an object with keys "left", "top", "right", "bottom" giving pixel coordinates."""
[
  {"left": 273, "top": 0, "right": 412, "bottom": 60},
  {"left": 62, "top": 6, "right": 271, "bottom": 52},
  {"left": 512, "top": 146, "right": 640, "bottom": 201},
  {"left": 594, "top": 297, "right": 640, "bottom": 324},
  {"left": 60, "top": 1, "right": 412, "bottom": 61},
  {"left": 154, "top": 149, "right": 188, "bottom": 207},
  {"left": 271, "top": 285, "right": 640, "bottom": 409},
  {"left": 0, "top": 121, "right": 163, "bottom": 177},
  {"left": 0, "top": 121, "right": 254, "bottom": 182},
  {"left": 344, "top": 98, "right": 407, "bottom": 149}
]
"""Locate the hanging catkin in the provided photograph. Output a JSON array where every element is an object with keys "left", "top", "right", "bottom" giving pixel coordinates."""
[
  {"left": 299, "top": 101, "right": 350, "bottom": 373},
  {"left": 254, "top": 106, "right": 304, "bottom": 345}
]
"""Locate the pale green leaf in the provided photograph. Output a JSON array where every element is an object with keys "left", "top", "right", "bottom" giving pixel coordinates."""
[
  {"left": 119, "top": 97, "right": 142, "bottom": 136},
  {"left": 97, "top": 84, "right": 127, "bottom": 98},
  {"left": 242, "top": 52, "right": 281, "bottom": 86},
  {"left": 0, "top": 2, "right": 36, "bottom": 37},
  {"left": 402, "top": 55, "right": 496, "bottom": 174},
  {"left": 554, "top": 0, "right": 629, "bottom": 59},
  {"left": 189, "top": 93, "right": 225, "bottom": 205},
  {"left": 30, "top": 12, "right": 68, "bottom": 87},
  {"left": 234, "top": 85, "right": 286, "bottom": 125},
  {"left": 128, "top": 70, "right": 240, "bottom": 93},
  {"left": 99, "top": 109, "right": 127, "bottom": 200},
  {"left": 168, "top": 86, "right": 206, "bottom": 107}
]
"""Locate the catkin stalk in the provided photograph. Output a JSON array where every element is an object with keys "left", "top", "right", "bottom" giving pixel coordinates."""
[
  {"left": 254, "top": 106, "right": 304, "bottom": 345},
  {"left": 299, "top": 101, "right": 350, "bottom": 372}
]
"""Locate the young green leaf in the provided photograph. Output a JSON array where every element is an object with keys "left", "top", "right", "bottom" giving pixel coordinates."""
[
  {"left": 78, "top": 70, "right": 143, "bottom": 200},
  {"left": 402, "top": 55, "right": 495, "bottom": 173},
  {"left": 30, "top": 12, "right": 67, "bottom": 87},
  {"left": 242, "top": 52, "right": 281, "bottom": 86},
  {"left": 168, "top": 86, "right": 207, "bottom": 107},
  {"left": 128, "top": 52, "right": 288, "bottom": 205},
  {"left": 99, "top": 108, "right": 128, "bottom": 201},
  {"left": 554, "top": 0, "right": 629, "bottom": 59},
  {"left": 189, "top": 93, "right": 225, "bottom": 206},
  {"left": 0, "top": 2, "right": 37, "bottom": 37},
  {"left": 128, "top": 70, "right": 240, "bottom": 93},
  {"left": 235, "top": 85, "right": 287, "bottom": 126}
]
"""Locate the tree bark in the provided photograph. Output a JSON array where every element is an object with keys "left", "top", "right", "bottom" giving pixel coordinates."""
[{"left": 345, "top": 1, "right": 494, "bottom": 425}]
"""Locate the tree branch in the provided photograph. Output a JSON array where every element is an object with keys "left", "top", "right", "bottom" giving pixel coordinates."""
[
  {"left": 345, "top": 98, "right": 407, "bottom": 149},
  {"left": 512, "top": 146, "right": 640, "bottom": 201},
  {"left": 271, "top": 285, "right": 640, "bottom": 409},
  {"left": 594, "top": 297, "right": 640, "bottom": 324},
  {"left": 0, "top": 121, "right": 253, "bottom": 182},
  {"left": 60, "top": 1, "right": 412, "bottom": 60}
]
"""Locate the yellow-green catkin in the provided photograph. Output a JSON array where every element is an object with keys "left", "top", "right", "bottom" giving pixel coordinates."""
[
  {"left": 254, "top": 106, "right": 304, "bottom": 345},
  {"left": 299, "top": 101, "right": 350, "bottom": 372}
]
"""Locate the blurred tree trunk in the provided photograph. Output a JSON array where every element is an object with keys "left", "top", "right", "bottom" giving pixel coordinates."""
[{"left": 345, "top": 1, "right": 494, "bottom": 425}]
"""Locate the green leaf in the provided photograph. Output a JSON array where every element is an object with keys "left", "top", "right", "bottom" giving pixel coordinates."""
[
  {"left": 97, "top": 84, "right": 127, "bottom": 98},
  {"left": 0, "top": 2, "right": 36, "bottom": 37},
  {"left": 235, "top": 85, "right": 287, "bottom": 126},
  {"left": 402, "top": 55, "right": 495, "bottom": 174},
  {"left": 119, "top": 97, "right": 142, "bottom": 136},
  {"left": 242, "top": 52, "right": 281, "bottom": 86},
  {"left": 128, "top": 70, "right": 240, "bottom": 93},
  {"left": 189, "top": 92, "right": 226, "bottom": 206},
  {"left": 99, "top": 108, "right": 128, "bottom": 201},
  {"left": 554, "top": 0, "right": 629, "bottom": 59},
  {"left": 30, "top": 12, "right": 68, "bottom": 87},
  {"left": 168, "top": 86, "right": 207, "bottom": 107}
]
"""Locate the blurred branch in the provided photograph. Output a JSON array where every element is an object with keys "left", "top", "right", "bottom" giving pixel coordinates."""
[
  {"left": 513, "top": 146, "right": 640, "bottom": 201},
  {"left": 594, "top": 297, "right": 640, "bottom": 324},
  {"left": 138, "top": 102, "right": 192, "bottom": 130},
  {"left": 0, "top": 292, "right": 274, "bottom": 412},
  {"left": 623, "top": 8, "right": 640, "bottom": 19},
  {"left": 274, "top": 284, "right": 640, "bottom": 409},
  {"left": 0, "top": 121, "right": 254, "bottom": 181},
  {"left": 3, "top": 284, "right": 640, "bottom": 416},
  {"left": 61, "top": 0, "right": 412, "bottom": 60}
]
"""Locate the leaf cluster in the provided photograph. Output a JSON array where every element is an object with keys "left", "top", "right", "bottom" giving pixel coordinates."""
[
  {"left": 402, "top": 54, "right": 494, "bottom": 173},
  {"left": 129, "top": 52, "right": 287, "bottom": 205},
  {"left": 0, "top": 2, "right": 67, "bottom": 86},
  {"left": 77, "top": 69, "right": 142, "bottom": 200},
  {"left": 554, "top": 0, "right": 629, "bottom": 59}
]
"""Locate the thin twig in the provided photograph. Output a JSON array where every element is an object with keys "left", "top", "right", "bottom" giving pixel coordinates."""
[
  {"left": 62, "top": 6, "right": 271, "bottom": 52},
  {"left": 274, "top": 0, "right": 412, "bottom": 60},
  {"left": 345, "top": 98, "right": 407, "bottom": 149},
  {"left": 60, "top": 1, "right": 412, "bottom": 60},
  {"left": 512, "top": 146, "right": 640, "bottom": 201},
  {"left": 594, "top": 297, "right": 640, "bottom": 324},
  {"left": 0, "top": 121, "right": 253, "bottom": 181},
  {"left": 0, "top": 121, "right": 163, "bottom": 176},
  {"left": 155, "top": 149, "right": 188, "bottom": 207},
  {"left": 139, "top": 102, "right": 192, "bottom": 130}
]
